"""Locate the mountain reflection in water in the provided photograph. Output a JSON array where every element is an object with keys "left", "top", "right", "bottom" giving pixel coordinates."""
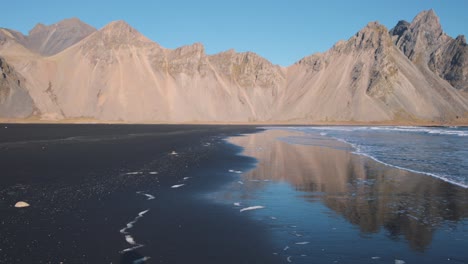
[{"left": 229, "top": 129, "right": 468, "bottom": 252}]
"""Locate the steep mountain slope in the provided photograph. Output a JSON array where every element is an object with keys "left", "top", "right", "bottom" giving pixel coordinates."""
[
  {"left": 390, "top": 10, "right": 468, "bottom": 91},
  {"left": 281, "top": 22, "right": 468, "bottom": 123},
  {"left": 0, "top": 57, "right": 36, "bottom": 118}
]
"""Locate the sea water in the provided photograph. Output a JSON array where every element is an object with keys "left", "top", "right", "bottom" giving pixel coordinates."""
[
  {"left": 284, "top": 126, "right": 468, "bottom": 188},
  {"left": 220, "top": 128, "right": 468, "bottom": 263}
]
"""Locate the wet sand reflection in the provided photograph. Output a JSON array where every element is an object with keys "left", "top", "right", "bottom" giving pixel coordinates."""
[{"left": 229, "top": 129, "right": 468, "bottom": 251}]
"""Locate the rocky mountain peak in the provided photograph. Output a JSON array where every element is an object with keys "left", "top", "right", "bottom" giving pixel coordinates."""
[
  {"left": 455, "top": 35, "right": 467, "bottom": 45},
  {"left": 391, "top": 10, "right": 448, "bottom": 61},
  {"left": 81, "top": 20, "right": 153, "bottom": 51},
  {"left": 389, "top": 20, "right": 410, "bottom": 36},
  {"left": 390, "top": 10, "right": 467, "bottom": 91},
  {"left": 336, "top": 22, "right": 392, "bottom": 54},
  {"left": 412, "top": 9, "right": 441, "bottom": 31},
  {"left": 208, "top": 50, "right": 285, "bottom": 88},
  {"left": 172, "top": 42, "right": 205, "bottom": 58}
]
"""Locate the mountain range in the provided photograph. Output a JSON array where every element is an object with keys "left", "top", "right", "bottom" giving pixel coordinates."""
[{"left": 0, "top": 10, "right": 467, "bottom": 124}]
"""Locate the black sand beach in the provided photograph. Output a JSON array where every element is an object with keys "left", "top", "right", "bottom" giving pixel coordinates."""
[
  {"left": 0, "top": 124, "right": 279, "bottom": 263},
  {"left": 1, "top": 125, "right": 467, "bottom": 264}
]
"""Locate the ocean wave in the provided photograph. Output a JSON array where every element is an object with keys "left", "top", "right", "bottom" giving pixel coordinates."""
[
  {"left": 275, "top": 126, "right": 468, "bottom": 189},
  {"left": 278, "top": 126, "right": 468, "bottom": 137}
]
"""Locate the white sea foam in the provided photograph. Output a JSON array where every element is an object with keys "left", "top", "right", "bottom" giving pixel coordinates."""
[
  {"left": 295, "top": 241, "right": 310, "bottom": 245},
  {"left": 287, "top": 256, "right": 292, "bottom": 262},
  {"left": 353, "top": 150, "right": 468, "bottom": 188},
  {"left": 240, "top": 206, "right": 265, "bottom": 212},
  {"left": 171, "top": 184, "right": 185, "bottom": 188},
  {"left": 229, "top": 169, "right": 243, "bottom": 174},
  {"left": 149, "top": 171, "right": 158, "bottom": 175},
  {"left": 234, "top": 202, "right": 241, "bottom": 206},
  {"left": 279, "top": 126, "right": 468, "bottom": 188},
  {"left": 183, "top": 177, "right": 190, "bottom": 180},
  {"left": 238, "top": 181, "right": 244, "bottom": 185}
]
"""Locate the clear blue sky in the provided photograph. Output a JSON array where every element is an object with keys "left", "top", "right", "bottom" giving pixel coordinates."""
[{"left": 1, "top": 0, "right": 467, "bottom": 66}]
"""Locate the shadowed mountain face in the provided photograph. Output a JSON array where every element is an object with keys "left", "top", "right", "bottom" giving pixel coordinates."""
[
  {"left": 390, "top": 10, "right": 468, "bottom": 91},
  {"left": 0, "top": 57, "right": 35, "bottom": 118},
  {"left": 0, "top": 11, "right": 467, "bottom": 123}
]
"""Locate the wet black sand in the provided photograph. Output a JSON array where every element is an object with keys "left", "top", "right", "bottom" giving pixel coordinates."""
[{"left": 0, "top": 124, "right": 279, "bottom": 264}]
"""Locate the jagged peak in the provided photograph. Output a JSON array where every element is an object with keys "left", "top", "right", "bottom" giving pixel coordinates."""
[
  {"left": 341, "top": 22, "right": 392, "bottom": 52},
  {"left": 413, "top": 9, "right": 439, "bottom": 23},
  {"left": 173, "top": 42, "right": 205, "bottom": 57},
  {"left": 455, "top": 35, "right": 466, "bottom": 45},
  {"left": 411, "top": 9, "right": 442, "bottom": 32},
  {"left": 389, "top": 20, "right": 410, "bottom": 36}
]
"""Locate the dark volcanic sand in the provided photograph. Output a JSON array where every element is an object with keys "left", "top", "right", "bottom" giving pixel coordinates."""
[{"left": 0, "top": 124, "right": 279, "bottom": 264}]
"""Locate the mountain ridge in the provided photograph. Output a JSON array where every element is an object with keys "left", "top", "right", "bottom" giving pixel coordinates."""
[{"left": 0, "top": 10, "right": 467, "bottom": 124}]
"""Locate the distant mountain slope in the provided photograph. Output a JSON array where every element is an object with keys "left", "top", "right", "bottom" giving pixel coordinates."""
[
  {"left": 24, "top": 18, "right": 96, "bottom": 56},
  {"left": 0, "top": 18, "right": 96, "bottom": 57},
  {"left": 0, "top": 11, "right": 467, "bottom": 124}
]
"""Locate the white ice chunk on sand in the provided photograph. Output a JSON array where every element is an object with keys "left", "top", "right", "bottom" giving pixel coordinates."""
[
  {"left": 138, "top": 210, "right": 149, "bottom": 217},
  {"left": 121, "top": 244, "right": 143, "bottom": 253},
  {"left": 143, "top": 193, "right": 155, "bottom": 200},
  {"left": 126, "top": 172, "right": 143, "bottom": 175},
  {"left": 133, "top": 256, "right": 151, "bottom": 264},
  {"left": 295, "top": 242, "right": 310, "bottom": 245},
  {"left": 170, "top": 151, "right": 178, "bottom": 155},
  {"left": 137, "top": 191, "right": 155, "bottom": 200},
  {"left": 125, "top": 235, "right": 136, "bottom": 245},
  {"left": 14, "top": 201, "right": 30, "bottom": 208},
  {"left": 240, "top": 206, "right": 265, "bottom": 212},
  {"left": 171, "top": 184, "right": 185, "bottom": 188}
]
